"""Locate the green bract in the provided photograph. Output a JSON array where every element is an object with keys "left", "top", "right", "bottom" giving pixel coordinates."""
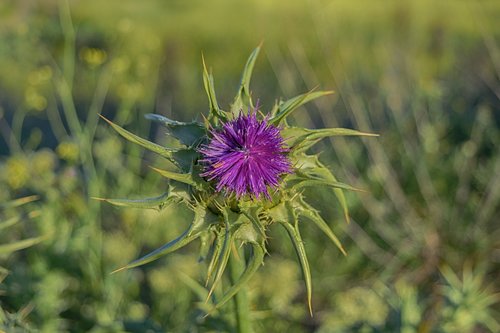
[{"left": 98, "top": 46, "right": 377, "bottom": 314}]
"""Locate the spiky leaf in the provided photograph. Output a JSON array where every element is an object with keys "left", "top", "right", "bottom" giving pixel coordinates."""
[
  {"left": 240, "top": 208, "right": 266, "bottom": 240},
  {"left": 206, "top": 221, "right": 233, "bottom": 300},
  {"left": 145, "top": 113, "right": 206, "bottom": 147},
  {"left": 280, "top": 221, "right": 313, "bottom": 315},
  {"left": 295, "top": 197, "right": 347, "bottom": 255},
  {"left": 0, "top": 216, "right": 20, "bottom": 231},
  {"left": 212, "top": 242, "right": 264, "bottom": 310},
  {"left": 202, "top": 56, "right": 228, "bottom": 123},
  {"left": 283, "top": 127, "right": 378, "bottom": 153},
  {"left": 0, "top": 195, "right": 38, "bottom": 209},
  {"left": 287, "top": 174, "right": 363, "bottom": 192},
  {"left": 100, "top": 115, "right": 197, "bottom": 171},
  {"left": 0, "top": 236, "right": 46, "bottom": 256},
  {"left": 151, "top": 166, "right": 203, "bottom": 189},
  {"left": 206, "top": 228, "right": 226, "bottom": 286},
  {"left": 92, "top": 191, "right": 175, "bottom": 210},
  {"left": 112, "top": 226, "right": 202, "bottom": 273},
  {"left": 294, "top": 154, "right": 352, "bottom": 223},
  {"left": 269, "top": 90, "right": 333, "bottom": 125},
  {"left": 232, "top": 45, "right": 261, "bottom": 113}
]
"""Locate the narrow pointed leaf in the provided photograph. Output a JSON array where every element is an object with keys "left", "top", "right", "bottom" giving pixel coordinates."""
[
  {"left": 178, "top": 271, "right": 210, "bottom": 301},
  {"left": 0, "top": 236, "right": 46, "bottom": 256},
  {"left": 198, "top": 231, "right": 212, "bottom": 263},
  {"left": 270, "top": 90, "right": 333, "bottom": 125},
  {"left": 0, "top": 216, "right": 20, "bottom": 231},
  {"left": 172, "top": 149, "right": 200, "bottom": 172},
  {"left": 232, "top": 45, "right": 261, "bottom": 113},
  {"left": 280, "top": 221, "right": 313, "bottom": 315},
  {"left": 100, "top": 115, "right": 175, "bottom": 158},
  {"left": 295, "top": 154, "right": 351, "bottom": 224},
  {"left": 283, "top": 127, "right": 378, "bottom": 152},
  {"left": 290, "top": 176, "right": 364, "bottom": 192},
  {"left": 145, "top": 114, "right": 206, "bottom": 147},
  {"left": 328, "top": 173, "right": 351, "bottom": 224},
  {"left": 266, "top": 202, "right": 295, "bottom": 225},
  {"left": 213, "top": 242, "right": 264, "bottom": 310},
  {"left": 0, "top": 195, "right": 39, "bottom": 209},
  {"left": 297, "top": 200, "right": 346, "bottom": 255},
  {"left": 206, "top": 229, "right": 225, "bottom": 286},
  {"left": 100, "top": 115, "right": 196, "bottom": 170},
  {"left": 112, "top": 226, "right": 201, "bottom": 273},
  {"left": 202, "top": 56, "right": 228, "bottom": 123},
  {"left": 92, "top": 192, "right": 174, "bottom": 210},
  {"left": 241, "top": 209, "right": 266, "bottom": 240},
  {"left": 206, "top": 225, "right": 233, "bottom": 300},
  {"left": 151, "top": 167, "right": 201, "bottom": 188},
  {"left": 191, "top": 204, "right": 219, "bottom": 235}
]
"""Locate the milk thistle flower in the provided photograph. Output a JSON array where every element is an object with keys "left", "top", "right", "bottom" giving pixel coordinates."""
[
  {"left": 97, "top": 46, "right": 377, "bottom": 318},
  {"left": 199, "top": 109, "right": 291, "bottom": 199}
]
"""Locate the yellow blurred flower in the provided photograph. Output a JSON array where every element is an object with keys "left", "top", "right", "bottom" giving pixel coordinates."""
[
  {"left": 28, "top": 66, "right": 53, "bottom": 86},
  {"left": 79, "top": 47, "right": 107, "bottom": 68},
  {"left": 24, "top": 87, "right": 47, "bottom": 111},
  {"left": 6, "top": 155, "right": 30, "bottom": 189},
  {"left": 32, "top": 149, "right": 56, "bottom": 174},
  {"left": 56, "top": 141, "right": 79, "bottom": 163}
]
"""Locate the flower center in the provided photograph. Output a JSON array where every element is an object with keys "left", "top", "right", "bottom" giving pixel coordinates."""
[{"left": 199, "top": 112, "right": 291, "bottom": 199}]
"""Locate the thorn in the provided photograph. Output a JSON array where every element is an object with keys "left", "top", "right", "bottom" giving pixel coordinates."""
[
  {"left": 98, "top": 114, "right": 111, "bottom": 123},
  {"left": 110, "top": 266, "right": 128, "bottom": 275},
  {"left": 308, "top": 302, "right": 313, "bottom": 317}
]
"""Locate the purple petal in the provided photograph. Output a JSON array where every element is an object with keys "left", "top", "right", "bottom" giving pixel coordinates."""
[{"left": 199, "top": 109, "right": 291, "bottom": 199}]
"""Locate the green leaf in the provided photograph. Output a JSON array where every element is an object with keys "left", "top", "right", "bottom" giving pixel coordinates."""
[
  {"left": 288, "top": 174, "right": 363, "bottom": 193},
  {"left": 92, "top": 191, "right": 175, "bottom": 210},
  {"left": 100, "top": 115, "right": 197, "bottom": 170},
  {"left": 296, "top": 197, "right": 346, "bottom": 255},
  {"left": 192, "top": 204, "right": 220, "bottom": 232},
  {"left": 151, "top": 167, "right": 204, "bottom": 189},
  {"left": 206, "top": 228, "right": 225, "bottom": 286},
  {"left": 326, "top": 172, "right": 351, "bottom": 224},
  {"left": 177, "top": 271, "right": 210, "bottom": 301},
  {"left": 172, "top": 149, "right": 200, "bottom": 172},
  {"left": 266, "top": 201, "right": 295, "bottom": 225},
  {"left": 145, "top": 114, "right": 206, "bottom": 147},
  {"left": 269, "top": 90, "right": 333, "bottom": 125},
  {"left": 0, "top": 236, "right": 46, "bottom": 256},
  {"left": 283, "top": 127, "right": 378, "bottom": 152},
  {"left": 0, "top": 216, "right": 20, "bottom": 231},
  {"left": 198, "top": 231, "right": 213, "bottom": 263},
  {"left": 206, "top": 221, "right": 233, "bottom": 300},
  {"left": 112, "top": 225, "right": 201, "bottom": 273},
  {"left": 212, "top": 242, "right": 264, "bottom": 310},
  {"left": 294, "top": 154, "right": 352, "bottom": 223},
  {"left": 232, "top": 45, "right": 261, "bottom": 113},
  {"left": 194, "top": 206, "right": 219, "bottom": 263},
  {"left": 202, "top": 56, "right": 228, "bottom": 123},
  {"left": 0, "top": 195, "right": 38, "bottom": 209},
  {"left": 240, "top": 208, "right": 266, "bottom": 240},
  {"left": 280, "top": 221, "right": 313, "bottom": 315}
]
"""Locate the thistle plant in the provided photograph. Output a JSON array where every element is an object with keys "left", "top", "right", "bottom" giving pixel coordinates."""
[{"left": 98, "top": 46, "right": 377, "bottom": 319}]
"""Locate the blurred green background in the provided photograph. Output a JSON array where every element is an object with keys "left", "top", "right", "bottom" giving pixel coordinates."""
[{"left": 1, "top": 0, "right": 499, "bottom": 332}]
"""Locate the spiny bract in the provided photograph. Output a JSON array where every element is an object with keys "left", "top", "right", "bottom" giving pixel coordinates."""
[{"left": 98, "top": 46, "right": 377, "bottom": 314}]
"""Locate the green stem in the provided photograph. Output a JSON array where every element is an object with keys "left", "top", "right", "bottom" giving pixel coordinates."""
[{"left": 229, "top": 245, "right": 252, "bottom": 333}]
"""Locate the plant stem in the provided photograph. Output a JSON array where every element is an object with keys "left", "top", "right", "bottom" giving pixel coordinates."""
[{"left": 229, "top": 245, "right": 252, "bottom": 333}]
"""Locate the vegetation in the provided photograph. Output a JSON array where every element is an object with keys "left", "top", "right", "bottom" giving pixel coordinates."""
[{"left": 1, "top": 0, "right": 499, "bottom": 332}]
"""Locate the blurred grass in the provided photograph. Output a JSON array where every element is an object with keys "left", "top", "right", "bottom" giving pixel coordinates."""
[{"left": 0, "top": 0, "right": 499, "bottom": 332}]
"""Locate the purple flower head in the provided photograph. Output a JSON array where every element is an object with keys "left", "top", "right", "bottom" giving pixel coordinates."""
[{"left": 199, "top": 109, "right": 292, "bottom": 199}]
